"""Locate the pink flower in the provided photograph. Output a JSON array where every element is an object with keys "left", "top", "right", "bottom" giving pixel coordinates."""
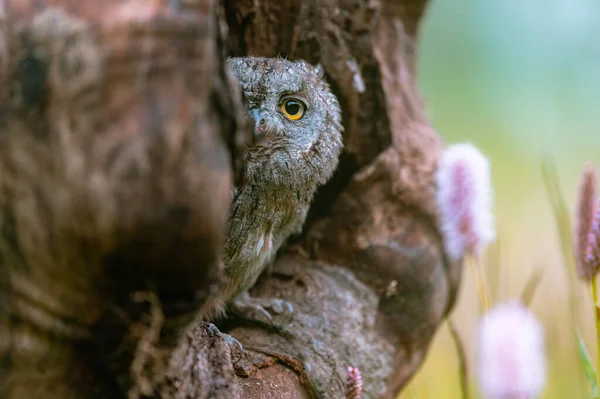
[
  {"left": 586, "top": 201, "right": 600, "bottom": 276},
  {"left": 345, "top": 366, "right": 362, "bottom": 399},
  {"left": 477, "top": 300, "right": 546, "bottom": 399},
  {"left": 435, "top": 143, "right": 495, "bottom": 260},
  {"left": 576, "top": 162, "right": 599, "bottom": 280}
]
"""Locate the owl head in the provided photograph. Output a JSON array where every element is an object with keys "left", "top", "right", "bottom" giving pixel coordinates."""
[{"left": 227, "top": 57, "right": 343, "bottom": 188}]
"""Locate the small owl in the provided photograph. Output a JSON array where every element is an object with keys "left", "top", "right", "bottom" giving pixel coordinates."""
[{"left": 204, "top": 57, "right": 343, "bottom": 320}]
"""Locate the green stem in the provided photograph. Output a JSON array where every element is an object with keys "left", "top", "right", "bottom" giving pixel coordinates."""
[
  {"left": 469, "top": 255, "right": 491, "bottom": 314},
  {"left": 448, "top": 320, "right": 470, "bottom": 399},
  {"left": 593, "top": 276, "right": 600, "bottom": 391}
]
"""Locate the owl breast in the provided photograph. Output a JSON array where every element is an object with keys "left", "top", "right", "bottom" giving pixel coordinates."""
[{"left": 254, "top": 224, "right": 273, "bottom": 258}]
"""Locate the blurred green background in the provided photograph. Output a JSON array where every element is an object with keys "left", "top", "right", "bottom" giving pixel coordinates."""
[{"left": 404, "top": 0, "right": 600, "bottom": 398}]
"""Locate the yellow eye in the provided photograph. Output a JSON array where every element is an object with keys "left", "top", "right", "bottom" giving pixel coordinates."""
[{"left": 280, "top": 99, "right": 305, "bottom": 121}]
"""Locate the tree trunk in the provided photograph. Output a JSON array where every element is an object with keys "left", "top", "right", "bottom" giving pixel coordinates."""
[{"left": 0, "top": 0, "right": 462, "bottom": 398}]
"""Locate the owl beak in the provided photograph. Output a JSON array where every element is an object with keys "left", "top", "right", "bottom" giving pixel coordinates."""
[{"left": 249, "top": 108, "right": 267, "bottom": 140}]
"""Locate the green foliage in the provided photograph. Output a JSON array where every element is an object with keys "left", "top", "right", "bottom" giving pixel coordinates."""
[
  {"left": 541, "top": 160, "right": 580, "bottom": 323},
  {"left": 578, "top": 333, "right": 600, "bottom": 398}
]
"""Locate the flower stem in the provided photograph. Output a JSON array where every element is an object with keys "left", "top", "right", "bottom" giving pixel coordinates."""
[
  {"left": 592, "top": 276, "right": 600, "bottom": 390},
  {"left": 448, "top": 320, "right": 470, "bottom": 399},
  {"left": 470, "top": 255, "right": 491, "bottom": 313}
]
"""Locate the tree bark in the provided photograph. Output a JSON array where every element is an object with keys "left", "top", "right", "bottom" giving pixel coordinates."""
[
  {"left": 0, "top": 0, "right": 461, "bottom": 398},
  {"left": 0, "top": 1, "right": 247, "bottom": 397}
]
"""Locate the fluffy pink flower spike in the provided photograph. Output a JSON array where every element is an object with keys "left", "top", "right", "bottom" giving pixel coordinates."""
[
  {"left": 576, "top": 162, "right": 599, "bottom": 280},
  {"left": 435, "top": 143, "right": 495, "bottom": 260},
  {"left": 345, "top": 366, "right": 362, "bottom": 399},
  {"left": 477, "top": 300, "right": 546, "bottom": 399},
  {"left": 586, "top": 201, "right": 600, "bottom": 277}
]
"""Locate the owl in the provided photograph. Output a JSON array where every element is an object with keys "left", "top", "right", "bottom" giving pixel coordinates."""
[{"left": 203, "top": 57, "right": 344, "bottom": 321}]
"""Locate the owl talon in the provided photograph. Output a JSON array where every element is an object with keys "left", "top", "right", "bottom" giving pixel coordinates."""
[
  {"left": 223, "top": 333, "right": 244, "bottom": 352},
  {"left": 223, "top": 333, "right": 245, "bottom": 364},
  {"left": 230, "top": 298, "right": 274, "bottom": 325},
  {"left": 229, "top": 293, "right": 294, "bottom": 328},
  {"left": 268, "top": 298, "right": 294, "bottom": 315}
]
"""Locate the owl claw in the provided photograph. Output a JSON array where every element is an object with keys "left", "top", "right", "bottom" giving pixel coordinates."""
[
  {"left": 205, "top": 324, "right": 245, "bottom": 363},
  {"left": 230, "top": 299, "right": 274, "bottom": 325},
  {"left": 268, "top": 298, "right": 294, "bottom": 315},
  {"left": 229, "top": 292, "right": 294, "bottom": 328},
  {"left": 223, "top": 333, "right": 245, "bottom": 364},
  {"left": 222, "top": 332, "right": 244, "bottom": 352}
]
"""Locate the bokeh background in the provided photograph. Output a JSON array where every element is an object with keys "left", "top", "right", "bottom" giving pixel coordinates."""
[{"left": 403, "top": 0, "right": 600, "bottom": 398}]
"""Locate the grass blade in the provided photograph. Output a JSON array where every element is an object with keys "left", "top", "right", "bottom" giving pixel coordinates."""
[{"left": 578, "top": 332, "right": 600, "bottom": 398}]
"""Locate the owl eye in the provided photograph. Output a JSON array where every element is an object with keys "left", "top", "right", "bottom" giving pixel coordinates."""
[{"left": 280, "top": 99, "right": 305, "bottom": 121}]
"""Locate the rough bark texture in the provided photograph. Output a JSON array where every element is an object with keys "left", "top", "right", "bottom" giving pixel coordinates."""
[
  {"left": 0, "top": 0, "right": 462, "bottom": 398},
  {"left": 0, "top": 1, "right": 247, "bottom": 397}
]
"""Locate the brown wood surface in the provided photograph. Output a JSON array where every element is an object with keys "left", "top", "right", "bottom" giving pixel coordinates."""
[{"left": 0, "top": 0, "right": 461, "bottom": 398}]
